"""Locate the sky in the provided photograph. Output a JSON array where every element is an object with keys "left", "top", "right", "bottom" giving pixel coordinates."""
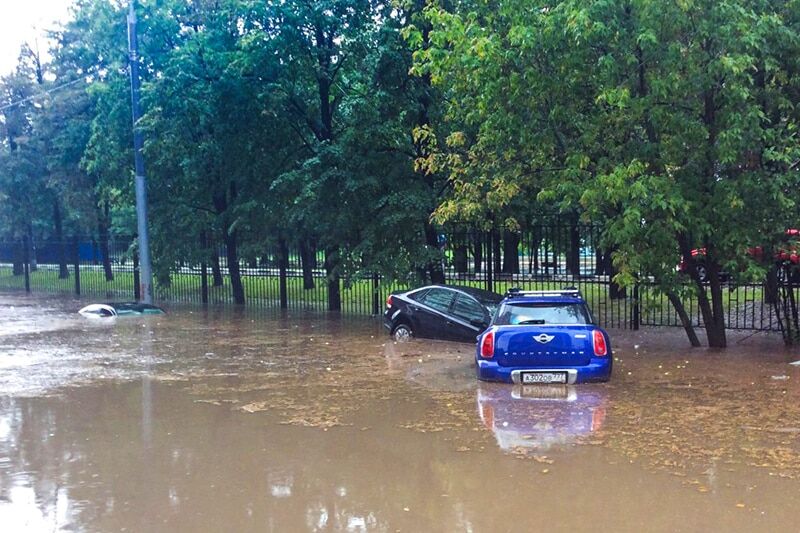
[{"left": 0, "top": 0, "right": 74, "bottom": 76}]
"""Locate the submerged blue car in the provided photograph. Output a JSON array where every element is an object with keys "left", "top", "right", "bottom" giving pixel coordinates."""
[{"left": 476, "top": 288, "right": 612, "bottom": 384}]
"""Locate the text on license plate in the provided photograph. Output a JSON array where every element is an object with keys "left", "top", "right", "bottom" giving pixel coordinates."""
[{"left": 521, "top": 372, "right": 567, "bottom": 384}]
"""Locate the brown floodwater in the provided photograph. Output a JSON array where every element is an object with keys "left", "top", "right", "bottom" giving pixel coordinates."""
[{"left": 1, "top": 293, "right": 800, "bottom": 532}]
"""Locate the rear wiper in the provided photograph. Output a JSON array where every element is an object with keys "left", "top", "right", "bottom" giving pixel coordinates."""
[{"left": 517, "top": 319, "right": 546, "bottom": 325}]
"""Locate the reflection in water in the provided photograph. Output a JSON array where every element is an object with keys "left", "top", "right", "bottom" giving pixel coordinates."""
[
  {"left": 477, "top": 384, "right": 607, "bottom": 451},
  {"left": 141, "top": 322, "right": 155, "bottom": 449},
  {"left": 0, "top": 401, "right": 77, "bottom": 531}
]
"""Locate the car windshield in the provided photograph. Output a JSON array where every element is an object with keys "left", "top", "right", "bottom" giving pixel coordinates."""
[{"left": 493, "top": 302, "right": 592, "bottom": 326}]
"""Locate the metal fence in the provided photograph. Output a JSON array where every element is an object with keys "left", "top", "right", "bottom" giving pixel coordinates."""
[{"left": 0, "top": 225, "right": 797, "bottom": 334}]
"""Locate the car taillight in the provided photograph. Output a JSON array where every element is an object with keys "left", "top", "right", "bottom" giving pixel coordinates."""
[
  {"left": 386, "top": 295, "right": 393, "bottom": 308},
  {"left": 480, "top": 331, "right": 494, "bottom": 358},
  {"left": 593, "top": 330, "right": 607, "bottom": 357}
]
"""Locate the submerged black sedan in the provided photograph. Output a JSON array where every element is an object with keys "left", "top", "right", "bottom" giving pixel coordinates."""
[{"left": 383, "top": 285, "right": 503, "bottom": 343}]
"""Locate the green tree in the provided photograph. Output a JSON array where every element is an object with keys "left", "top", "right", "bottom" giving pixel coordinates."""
[{"left": 413, "top": 0, "right": 800, "bottom": 347}]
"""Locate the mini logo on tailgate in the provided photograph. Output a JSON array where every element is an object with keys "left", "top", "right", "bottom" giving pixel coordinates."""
[{"left": 533, "top": 333, "right": 555, "bottom": 344}]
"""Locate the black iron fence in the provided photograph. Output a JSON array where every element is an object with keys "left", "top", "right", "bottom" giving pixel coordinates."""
[{"left": 0, "top": 225, "right": 797, "bottom": 334}]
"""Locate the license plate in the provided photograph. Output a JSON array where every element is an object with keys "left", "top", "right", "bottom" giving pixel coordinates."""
[{"left": 521, "top": 372, "right": 567, "bottom": 384}]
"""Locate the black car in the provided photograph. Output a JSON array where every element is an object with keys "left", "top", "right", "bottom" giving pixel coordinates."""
[{"left": 383, "top": 285, "right": 503, "bottom": 343}]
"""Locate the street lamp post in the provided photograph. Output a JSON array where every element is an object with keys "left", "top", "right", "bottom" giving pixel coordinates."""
[{"left": 127, "top": 1, "right": 154, "bottom": 304}]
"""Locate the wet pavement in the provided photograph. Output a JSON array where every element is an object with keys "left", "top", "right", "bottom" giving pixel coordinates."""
[{"left": 1, "top": 293, "right": 800, "bottom": 532}]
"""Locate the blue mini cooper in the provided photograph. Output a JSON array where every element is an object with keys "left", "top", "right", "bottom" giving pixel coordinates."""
[{"left": 476, "top": 289, "right": 612, "bottom": 384}]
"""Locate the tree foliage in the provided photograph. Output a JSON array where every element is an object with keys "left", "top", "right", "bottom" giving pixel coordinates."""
[
  {"left": 0, "top": 0, "right": 798, "bottom": 344},
  {"left": 411, "top": 0, "right": 800, "bottom": 346}
]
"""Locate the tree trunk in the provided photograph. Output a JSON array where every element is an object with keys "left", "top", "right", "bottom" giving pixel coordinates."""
[
  {"left": 595, "top": 247, "right": 604, "bottom": 276},
  {"left": 224, "top": 229, "right": 245, "bottom": 305},
  {"left": 567, "top": 221, "right": 581, "bottom": 278},
  {"left": 678, "top": 233, "right": 726, "bottom": 347},
  {"left": 766, "top": 267, "right": 799, "bottom": 345},
  {"left": 532, "top": 228, "right": 542, "bottom": 273},
  {"left": 27, "top": 225, "right": 37, "bottom": 272},
  {"left": 492, "top": 230, "right": 501, "bottom": 275},
  {"left": 278, "top": 237, "right": 288, "bottom": 309},
  {"left": 12, "top": 241, "right": 23, "bottom": 276},
  {"left": 53, "top": 199, "right": 69, "bottom": 279},
  {"left": 781, "top": 279, "right": 800, "bottom": 345},
  {"left": 156, "top": 269, "right": 172, "bottom": 288},
  {"left": 764, "top": 264, "right": 780, "bottom": 305},
  {"left": 502, "top": 231, "right": 520, "bottom": 274},
  {"left": 604, "top": 248, "right": 626, "bottom": 299},
  {"left": 299, "top": 239, "right": 316, "bottom": 290},
  {"left": 211, "top": 247, "right": 224, "bottom": 287},
  {"left": 325, "top": 248, "right": 341, "bottom": 311},
  {"left": 666, "top": 290, "right": 701, "bottom": 347},
  {"left": 200, "top": 231, "right": 209, "bottom": 304},
  {"left": 98, "top": 201, "right": 114, "bottom": 282},
  {"left": 706, "top": 269, "right": 727, "bottom": 347},
  {"left": 424, "top": 222, "right": 445, "bottom": 284},
  {"left": 473, "top": 232, "right": 483, "bottom": 274},
  {"left": 454, "top": 245, "right": 468, "bottom": 274},
  {"left": 308, "top": 238, "right": 318, "bottom": 268}
]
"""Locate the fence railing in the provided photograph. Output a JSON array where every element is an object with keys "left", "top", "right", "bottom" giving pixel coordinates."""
[{"left": 0, "top": 229, "right": 797, "bottom": 334}]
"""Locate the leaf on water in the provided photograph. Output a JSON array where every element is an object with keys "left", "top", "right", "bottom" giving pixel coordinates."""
[{"left": 240, "top": 402, "right": 269, "bottom": 413}]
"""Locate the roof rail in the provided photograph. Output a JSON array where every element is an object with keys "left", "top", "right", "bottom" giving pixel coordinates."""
[{"left": 505, "top": 287, "right": 582, "bottom": 298}]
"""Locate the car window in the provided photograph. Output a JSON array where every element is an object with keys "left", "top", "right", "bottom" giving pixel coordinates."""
[
  {"left": 493, "top": 302, "right": 591, "bottom": 325},
  {"left": 407, "top": 289, "right": 430, "bottom": 302},
  {"left": 456, "top": 287, "right": 503, "bottom": 315},
  {"left": 419, "top": 288, "right": 456, "bottom": 313},
  {"left": 451, "top": 294, "right": 486, "bottom": 323}
]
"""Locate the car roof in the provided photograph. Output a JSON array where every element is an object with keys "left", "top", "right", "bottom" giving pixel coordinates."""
[
  {"left": 407, "top": 285, "right": 503, "bottom": 303},
  {"left": 502, "top": 289, "right": 586, "bottom": 305},
  {"left": 504, "top": 295, "right": 586, "bottom": 305},
  {"left": 450, "top": 285, "right": 504, "bottom": 303}
]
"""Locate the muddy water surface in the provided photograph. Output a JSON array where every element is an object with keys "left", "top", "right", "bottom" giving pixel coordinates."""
[{"left": 1, "top": 294, "right": 800, "bottom": 532}]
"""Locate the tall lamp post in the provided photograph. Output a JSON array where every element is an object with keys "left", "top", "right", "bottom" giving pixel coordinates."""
[{"left": 127, "top": 1, "right": 153, "bottom": 304}]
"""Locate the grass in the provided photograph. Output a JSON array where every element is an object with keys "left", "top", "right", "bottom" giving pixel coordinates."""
[{"left": 0, "top": 265, "right": 403, "bottom": 314}]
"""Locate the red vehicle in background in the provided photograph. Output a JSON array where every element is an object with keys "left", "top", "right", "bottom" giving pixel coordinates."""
[{"left": 679, "top": 229, "right": 799, "bottom": 283}]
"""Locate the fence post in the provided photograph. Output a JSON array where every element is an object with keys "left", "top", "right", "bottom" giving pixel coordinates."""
[
  {"left": 73, "top": 237, "right": 81, "bottom": 297},
  {"left": 486, "top": 230, "right": 494, "bottom": 293},
  {"left": 201, "top": 261, "right": 209, "bottom": 304},
  {"left": 632, "top": 283, "right": 640, "bottom": 330},
  {"left": 23, "top": 238, "right": 30, "bottom": 293},
  {"left": 372, "top": 273, "right": 380, "bottom": 315}
]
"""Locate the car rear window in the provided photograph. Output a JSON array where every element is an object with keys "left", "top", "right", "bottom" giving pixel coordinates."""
[
  {"left": 493, "top": 302, "right": 592, "bottom": 326},
  {"left": 407, "top": 289, "right": 430, "bottom": 302}
]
